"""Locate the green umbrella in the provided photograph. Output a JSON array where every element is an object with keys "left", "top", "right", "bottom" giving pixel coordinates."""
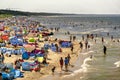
[{"left": 29, "top": 38, "right": 35, "bottom": 42}]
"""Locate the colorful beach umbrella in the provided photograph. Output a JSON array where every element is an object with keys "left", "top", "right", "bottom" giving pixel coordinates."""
[
  {"left": 29, "top": 38, "right": 35, "bottom": 42},
  {"left": 23, "top": 44, "right": 35, "bottom": 51},
  {"left": 1, "top": 35, "right": 9, "bottom": 40},
  {"left": 37, "top": 57, "right": 44, "bottom": 63}
]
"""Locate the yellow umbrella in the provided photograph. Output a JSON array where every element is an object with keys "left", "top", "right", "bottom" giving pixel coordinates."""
[{"left": 37, "top": 57, "right": 44, "bottom": 63}]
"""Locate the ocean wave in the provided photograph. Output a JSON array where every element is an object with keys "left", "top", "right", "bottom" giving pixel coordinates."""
[
  {"left": 80, "top": 50, "right": 94, "bottom": 55},
  {"left": 63, "top": 56, "right": 94, "bottom": 78},
  {"left": 114, "top": 61, "right": 120, "bottom": 68}
]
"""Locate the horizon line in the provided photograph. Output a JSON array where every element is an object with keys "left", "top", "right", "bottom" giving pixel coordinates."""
[{"left": 1, "top": 9, "right": 120, "bottom": 15}]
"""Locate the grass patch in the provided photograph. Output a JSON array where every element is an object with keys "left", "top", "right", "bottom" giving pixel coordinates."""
[{"left": 0, "top": 14, "right": 12, "bottom": 18}]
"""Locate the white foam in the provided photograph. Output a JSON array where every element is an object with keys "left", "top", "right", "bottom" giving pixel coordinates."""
[
  {"left": 62, "top": 68, "right": 84, "bottom": 78},
  {"left": 80, "top": 50, "right": 94, "bottom": 55},
  {"left": 80, "top": 28, "right": 109, "bottom": 34},
  {"left": 114, "top": 61, "right": 120, "bottom": 67},
  {"left": 63, "top": 56, "right": 94, "bottom": 78}
]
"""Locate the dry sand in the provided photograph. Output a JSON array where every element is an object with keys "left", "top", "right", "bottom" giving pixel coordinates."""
[{"left": 3, "top": 33, "right": 81, "bottom": 80}]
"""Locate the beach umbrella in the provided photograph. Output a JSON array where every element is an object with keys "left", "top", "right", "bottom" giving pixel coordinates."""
[
  {"left": 29, "top": 38, "right": 35, "bottom": 42},
  {"left": 37, "top": 57, "right": 44, "bottom": 63},
  {"left": 39, "top": 34, "right": 43, "bottom": 39},
  {"left": 1, "top": 35, "right": 9, "bottom": 40},
  {"left": 23, "top": 44, "right": 35, "bottom": 52}
]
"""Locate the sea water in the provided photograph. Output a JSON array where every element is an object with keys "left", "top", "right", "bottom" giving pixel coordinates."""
[{"left": 31, "top": 15, "right": 120, "bottom": 80}]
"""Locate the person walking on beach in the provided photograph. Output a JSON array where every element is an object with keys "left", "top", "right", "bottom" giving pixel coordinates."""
[
  {"left": 59, "top": 57, "right": 64, "bottom": 70},
  {"left": 71, "top": 44, "right": 74, "bottom": 53},
  {"left": 103, "top": 45, "right": 107, "bottom": 56},
  {"left": 67, "top": 54, "right": 71, "bottom": 66},
  {"left": 85, "top": 40, "right": 88, "bottom": 49},
  {"left": 64, "top": 57, "right": 69, "bottom": 71}
]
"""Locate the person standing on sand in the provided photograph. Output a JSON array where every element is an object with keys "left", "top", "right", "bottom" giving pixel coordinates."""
[
  {"left": 59, "top": 57, "right": 63, "bottom": 70},
  {"left": 67, "top": 54, "right": 71, "bottom": 66},
  {"left": 64, "top": 57, "right": 69, "bottom": 71},
  {"left": 103, "top": 45, "right": 107, "bottom": 56},
  {"left": 71, "top": 44, "right": 74, "bottom": 53}
]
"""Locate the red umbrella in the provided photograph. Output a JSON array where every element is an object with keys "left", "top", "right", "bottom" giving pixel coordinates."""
[{"left": 1, "top": 35, "right": 9, "bottom": 40}]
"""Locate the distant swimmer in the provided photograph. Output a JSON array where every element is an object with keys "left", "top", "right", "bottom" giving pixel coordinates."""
[{"left": 103, "top": 45, "right": 107, "bottom": 56}]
